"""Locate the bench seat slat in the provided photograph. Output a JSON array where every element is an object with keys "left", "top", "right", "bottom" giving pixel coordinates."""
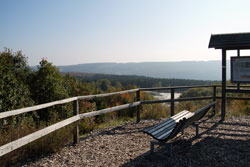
[
  {"left": 156, "top": 112, "right": 194, "bottom": 140},
  {"left": 145, "top": 110, "right": 190, "bottom": 134},
  {"left": 152, "top": 112, "right": 193, "bottom": 136},
  {"left": 151, "top": 121, "right": 176, "bottom": 136},
  {"left": 154, "top": 123, "right": 176, "bottom": 138},
  {"left": 155, "top": 125, "right": 174, "bottom": 140},
  {"left": 144, "top": 111, "right": 192, "bottom": 141},
  {"left": 144, "top": 110, "right": 189, "bottom": 133}
]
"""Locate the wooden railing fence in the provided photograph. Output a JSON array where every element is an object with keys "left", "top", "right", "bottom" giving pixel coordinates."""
[{"left": 1, "top": 84, "right": 250, "bottom": 157}]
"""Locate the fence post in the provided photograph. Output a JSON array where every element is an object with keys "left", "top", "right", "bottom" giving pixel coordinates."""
[
  {"left": 73, "top": 99, "right": 79, "bottom": 144},
  {"left": 170, "top": 88, "right": 175, "bottom": 116},
  {"left": 136, "top": 90, "right": 141, "bottom": 123},
  {"left": 213, "top": 86, "right": 216, "bottom": 115}
]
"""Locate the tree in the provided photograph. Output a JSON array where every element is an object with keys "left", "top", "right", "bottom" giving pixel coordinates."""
[
  {"left": 0, "top": 48, "right": 34, "bottom": 127},
  {"left": 99, "top": 79, "right": 112, "bottom": 92},
  {"left": 29, "top": 59, "right": 69, "bottom": 122},
  {"left": 63, "top": 73, "right": 91, "bottom": 97},
  {"left": 0, "top": 48, "right": 34, "bottom": 112}
]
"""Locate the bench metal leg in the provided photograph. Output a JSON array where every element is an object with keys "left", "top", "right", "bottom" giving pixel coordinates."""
[
  {"left": 150, "top": 141, "right": 155, "bottom": 154},
  {"left": 193, "top": 123, "right": 199, "bottom": 137},
  {"left": 150, "top": 141, "right": 172, "bottom": 157}
]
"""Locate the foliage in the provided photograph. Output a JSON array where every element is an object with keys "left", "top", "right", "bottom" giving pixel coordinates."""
[
  {"left": 180, "top": 88, "right": 212, "bottom": 98},
  {"left": 141, "top": 104, "right": 167, "bottom": 119},
  {"left": 31, "top": 59, "right": 68, "bottom": 102},
  {"left": 0, "top": 49, "right": 34, "bottom": 130},
  {"left": 178, "top": 87, "right": 215, "bottom": 113},
  {"left": 67, "top": 72, "right": 214, "bottom": 88},
  {"left": 0, "top": 48, "right": 34, "bottom": 112},
  {"left": 29, "top": 59, "right": 71, "bottom": 123},
  {"left": 63, "top": 73, "right": 91, "bottom": 96}
]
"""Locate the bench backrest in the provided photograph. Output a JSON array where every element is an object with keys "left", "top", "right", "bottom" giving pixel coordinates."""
[
  {"left": 144, "top": 110, "right": 189, "bottom": 134},
  {"left": 168, "top": 101, "right": 217, "bottom": 139},
  {"left": 143, "top": 110, "right": 192, "bottom": 141}
]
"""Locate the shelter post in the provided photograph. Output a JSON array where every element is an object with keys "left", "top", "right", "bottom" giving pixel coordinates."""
[
  {"left": 221, "top": 49, "right": 226, "bottom": 121},
  {"left": 237, "top": 49, "right": 240, "bottom": 90}
]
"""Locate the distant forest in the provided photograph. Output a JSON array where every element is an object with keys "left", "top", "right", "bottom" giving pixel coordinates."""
[
  {"left": 65, "top": 72, "right": 217, "bottom": 89},
  {"left": 58, "top": 61, "right": 231, "bottom": 80}
]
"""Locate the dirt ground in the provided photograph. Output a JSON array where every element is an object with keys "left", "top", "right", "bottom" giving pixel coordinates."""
[{"left": 17, "top": 116, "right": 250, "bottom": 167}]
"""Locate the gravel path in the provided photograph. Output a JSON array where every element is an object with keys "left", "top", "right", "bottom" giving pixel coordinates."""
[{"left": 19, "top": 116, "right": 250, "bottom": 167}]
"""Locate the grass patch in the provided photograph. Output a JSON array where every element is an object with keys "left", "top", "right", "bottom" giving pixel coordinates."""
[{"left": 97, "top": 117, "right": 134, "bottom": 129}]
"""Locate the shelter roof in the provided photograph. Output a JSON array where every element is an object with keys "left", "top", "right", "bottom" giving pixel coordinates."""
[{"left": 208, "top": 32, "right": 250, "bottom": 49}]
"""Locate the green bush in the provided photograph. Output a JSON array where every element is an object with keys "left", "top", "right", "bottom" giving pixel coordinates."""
[{"left": 141, "top": 104, "right": 168, "bottom": 119}]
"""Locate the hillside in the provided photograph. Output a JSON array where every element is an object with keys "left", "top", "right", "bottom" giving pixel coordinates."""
[
  {"left": 66, "top": 73, "right": 215, "bottom": 88},
  {"left": 58, "top": 61, "right": 230, "bottom": 80}
]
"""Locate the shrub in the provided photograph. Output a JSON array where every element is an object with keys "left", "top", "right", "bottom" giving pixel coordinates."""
[{"left": 141, "top": 104, "right": 168, "bottom": 119}]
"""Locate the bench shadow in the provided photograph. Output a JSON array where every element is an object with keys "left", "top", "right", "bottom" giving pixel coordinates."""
[{"left": 122, "top": 119, "right": 250, "bottom": 167}]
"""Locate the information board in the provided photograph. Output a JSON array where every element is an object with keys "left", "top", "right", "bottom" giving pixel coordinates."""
[{"left": 231, "top": 56, "right": 250, "bottom": 83}]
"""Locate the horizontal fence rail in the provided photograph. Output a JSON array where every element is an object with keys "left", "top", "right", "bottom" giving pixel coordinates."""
[
  {"left": 0, "top": 115, "right": 80, "bottom": 157},
  {"left": 78, "top": 89, "right": 139, "bottom": 100},
  {"left": 79, "top": 102, "right": 141, "bottom": 119},
  {"left": 0, "top": 101, "right": 141, "bottom": 157},
  {"left": 0, "top": 89, "right": 139, "bottom": 120},
  {"left": 1, "top": 84, "right": 250, "bottom": 157},
  {"left": 141, "top": 96, "right": 214, "bottom": 105},
  {"left": 140, "top": 85, "right": 216, "bottom": 91},
  {"left": 0, "top": 97, "right": 78, "bottom": 119}
]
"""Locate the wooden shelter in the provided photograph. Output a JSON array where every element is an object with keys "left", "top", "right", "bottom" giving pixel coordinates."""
[{"left": 209, "top": 32, "right": 250, "bottom": 121}]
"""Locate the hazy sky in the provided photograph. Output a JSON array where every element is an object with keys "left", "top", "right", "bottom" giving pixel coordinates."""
[{"left": 1, "top": 0, "right": 250, "bottom": 66}]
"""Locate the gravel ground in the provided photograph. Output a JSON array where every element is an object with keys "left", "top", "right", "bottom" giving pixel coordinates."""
[{"left": 18, "top": 116, "right": 250, "bottom": 167}]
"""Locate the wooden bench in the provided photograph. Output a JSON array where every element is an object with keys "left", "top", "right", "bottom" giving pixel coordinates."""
[{"left": 143, "top": 101, "right": 217, "bottom": 156}]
